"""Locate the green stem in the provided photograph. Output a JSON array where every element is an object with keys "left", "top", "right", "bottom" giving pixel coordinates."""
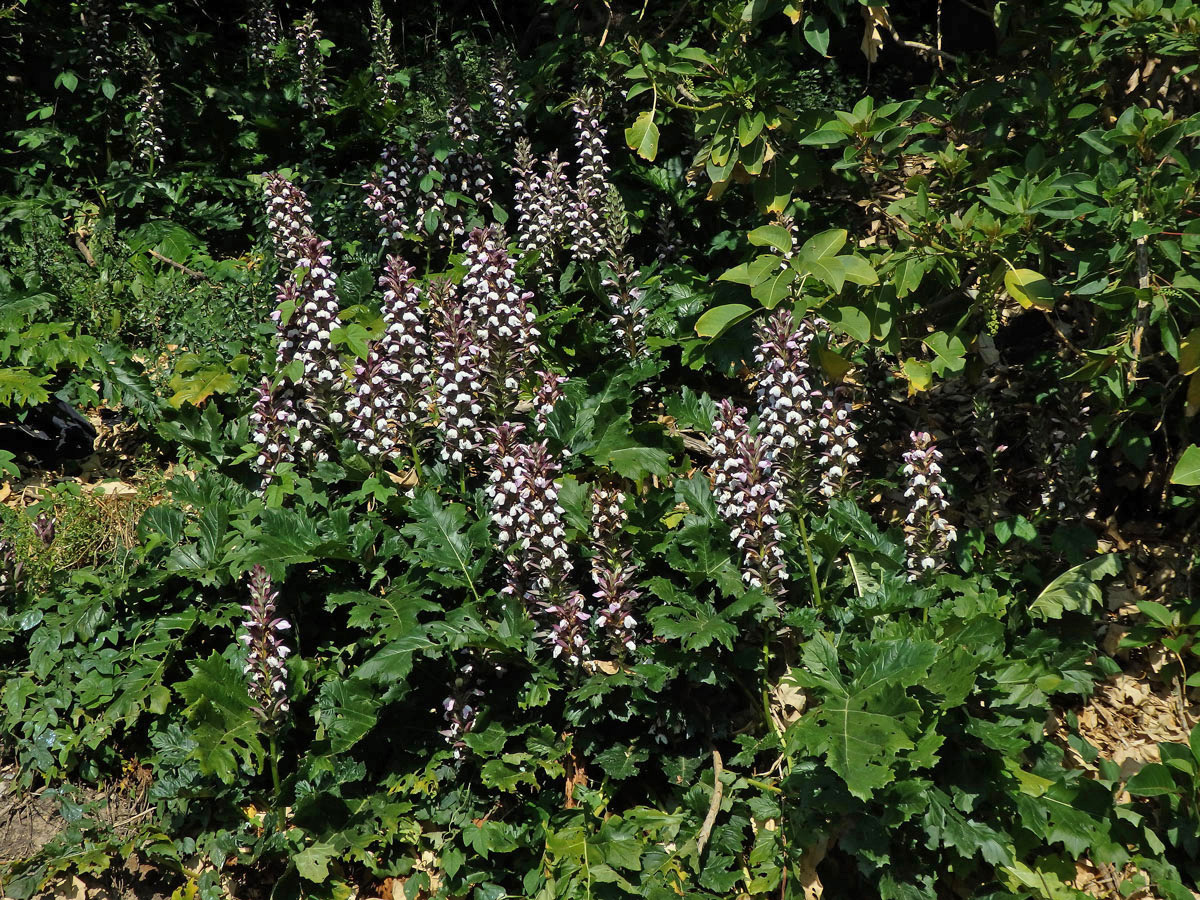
[
  {"left": 410, "top": 443, "right": 423, "bottom": 481},
  {"left": 761, "top": 634, "right": 777, "bottom": 738},
  {"left": 269, "top": 733, "right": 281, "bottom": 800},
  {"left": 796, "top": 515, "right": 822, "bottom": 607}
]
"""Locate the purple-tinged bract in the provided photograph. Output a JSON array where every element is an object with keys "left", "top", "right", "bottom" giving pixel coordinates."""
[
  {"left": 240, "top": 566, "right": 291, "bottom": 726},
  {"left": 708, "top": 400, "right": 788, "bottom": 595}
]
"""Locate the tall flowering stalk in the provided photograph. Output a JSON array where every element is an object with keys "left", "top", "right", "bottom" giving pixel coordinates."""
[
  {"left": 532, "top": 371, "right": 568, "bottom": 435},
  {"left": 487, "top": 432, "right": 591, "bottom": 664},
  {"left": 488, "top": 57, "right": 522, "bottom": 141},
  {"left": 520, "top": 442, "right": 591, "bottom": 664},
  {"left": 442, "top": 106, "right": 493, "bottom": 242},
  {"left": 345, "top": 257, "right": 431, "bottom": 462},
  {"left": 263, "top": 172, "right": 315, "bottom": 267},
  {"left": 32, "top": 513, "right": 55, "bottom": 547},
  {"left": 567, "top": 92, "right": 609, "bottom": 263},
  {"left": 82, "top": 0, "right": 113, "bottom": 86},
  {"left": 513, "top": 141, "right": 569, "bottom": 275},
  {"left": 815, "top": 390, "right": 860, "bottom": 499},
  {"left": 901, "top": 431, "right": 957, "bottom": 580},
  {"left": 438, "top": 651, "right": 505, "bottom": 760},
  {"left": 486, "top": 422, "right": 530, "bottom": 599},
  {"left": 590, "top": 486, "right": 640, "bottom": 656},
  {"left": 249, "top": 378, "right": 297, "bottom": 489},
  {"left": 430, "top": 280, "right": 485, "bottom": 464},
  {"left": 461, "top": 226, "right": 540, "bottom": 417},
  {"left": 239, "top": 566, "right": 292, "bottom": 727},
  {"left": 295, "top": 12, "right": 329, "bottom": 111},
  {"left": 754, "top": 310, "right": 818, "bottom": 500},
  {"left": 377, "top": 257, "right": 431, "bottom": 453},
  {"left": 363, "top": 114, "right": 492, "bottom": 254},
  {"left": 345, "top": 351, "right": 396, "bottom": 459},
  {"left": 274, "top": 237, "right": 345, "bottom": 460},
  {"left": 362, "top": 145, "right": 410, "bottom": 250},
  {"left": 134, "top": 38, "right": 165, "bottom": 169},
  {"left": 249, "top": 0, "right": 281, "bottom": 74},
  {"left": 368, "top": 0, "right": 397, "bottom": 102},
  {"left": 290, "top": 237, "right": 344, "bottom": 394},
  {"left": 708, "top": 400, "right": 788, "bottom": 594},
  {"left": 655, "top": 203, "right": 680, "bottom": 264},
  {"left": 601, "top": 189, "right": 648, "bottom": 359}
]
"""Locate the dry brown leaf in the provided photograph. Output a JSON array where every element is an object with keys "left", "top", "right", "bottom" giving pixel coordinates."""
[
  {"left": 386, "top": 467, "right": 419, "bottom": 487},
  {"left": 91, "top": 480, "right": 139, "bottom": 497},
  {"left": 860, "top": 5, "right": 892, "bottom": 64},
  {"left": 798, "top": 834, "right": 831, "bottom": 900}
]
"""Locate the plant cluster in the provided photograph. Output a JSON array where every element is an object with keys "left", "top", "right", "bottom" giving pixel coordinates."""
[{"left": 1, "top": 3, "right": 1199, "bottom": 900}]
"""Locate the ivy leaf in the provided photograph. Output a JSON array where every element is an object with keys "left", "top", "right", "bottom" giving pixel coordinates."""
[
  {"left": 594, "top": 744, "right": 651, "bottom": 780},
  {"left": 1004, "top": 268, "right": 1055, "bottom": 310},
  {"left": 1170, "top": 444, "right": 1200, "bottom": 485},
  {"left": 295, "top": 842, "right": 337, "bottom": 883},
  {"left": 747, "top": 224, "right": 793, "bottom": 253},
  {"left": 625, "top": 110, "right": 660, "bottom": 161},
  {"left": 695, "top": 303, "right": 754, "bottom": 338},
  {"left": 923, "top": 332, "right": 967, "bottom": 376},
  {"left": 330, "top": 323, "right": 372, "bottom": 360}
]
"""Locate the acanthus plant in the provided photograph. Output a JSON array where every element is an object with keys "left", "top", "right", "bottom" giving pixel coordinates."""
[
  {"left": 0, "top": 538, "right": 24, "bottom": 596},
  {"left": 239, "top": 566, "right": 291, "bottom": 792},
  {"left": 655, "top": 203, "right": 680, "bottom": 264},
  {"left": 83, "top": 0, "right": 113, "bottom": 86},
  {"left": 513, "top": 139, "right": 570, "bottom": 276},
  {"left": 262, "top": 172, "right": 315, "bottom": 267},
  {"left": 430, "top": 279, "right": 486, "bottom": 465},
  {"left": 362, "top": 145, "right": 410, "bottom": 251},
  {"left": 590, "top": 486, "right": 640, "bottom": 656},
  {"left": 362, "top": 108, "right": 492, "bottom": 254},
  {"left": 249, "top": 377, "right": 296, "bottom": 490},
  {"left": 133, "top": 37, "right": 165, "bottom": 169},
  {"left": 601, "top": 188, "right": 649, "bottom": 360},
  {"left": 567, "top": 91, "right": 610, "bottom": 263},
  {"left": 901, "top": 431, "right": 957, "bottom": 580},
  {"left": 753, "top": 309, "right": 818, "bottom": 501},
  {"left": 240, "top": 566, "right": 292, "bottom": 725},
  {"left": 708, "top": 399, "right": 788, "bottom": 595},
  {"left": 368, "top": 0, "right": 397, "bottom": 103},
  {"left": 487, "top": 56, "right": 522, "bottom": 142},
  {"left": 272, "top": 236, "right": 346, "bottom": 461},
  {"left": 531, "top": 371, "right": 568, "bottom": 435},
  {"left": 344, "top": 256, "right": 431, "bottom": 463},
  {"left": 248, "top": 0, "right": 281, "bottom": 75},
  {"left": 442, "top": 105, "right": 494, "bottom": 243},
  {"left": 460, "top": 226, "right": 540, "bottom": 418},
  {"left": 438, "top": 651, "right": 505, "bottom": 760},
  {"left": 487, "top": 433, "right": 591, "bottom": 665},
  {"left": 815, "top": 390, "right": 861, "bottom": 500},
  {"left": 750, "top": 309, "right": 859, "bottom": 503},
  {"left": 294, "top": 11, "right": 329, "bottom": 111}
]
